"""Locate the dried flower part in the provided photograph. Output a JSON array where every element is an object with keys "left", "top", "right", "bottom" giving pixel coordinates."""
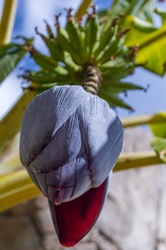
[{"left": 19, "top": 85, "right": 123, "bottom": 246}]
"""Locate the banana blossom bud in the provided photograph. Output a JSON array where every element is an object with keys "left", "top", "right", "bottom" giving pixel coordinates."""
[{"left": 20, "top": 85, "right": 123, "bottom": 247}]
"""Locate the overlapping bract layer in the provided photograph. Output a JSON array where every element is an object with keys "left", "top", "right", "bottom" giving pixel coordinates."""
[{"left": 20, "top": 85, "right": 123, "bottom": 204}]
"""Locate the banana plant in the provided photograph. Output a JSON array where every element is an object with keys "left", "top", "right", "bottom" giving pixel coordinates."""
[{"left": 1, "top": 0, "right": 166, "bottom": 247}]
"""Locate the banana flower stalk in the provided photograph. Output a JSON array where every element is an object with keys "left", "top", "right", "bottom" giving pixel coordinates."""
[{"left": 19, "top": 85, "right": 123, "bottom": 247}]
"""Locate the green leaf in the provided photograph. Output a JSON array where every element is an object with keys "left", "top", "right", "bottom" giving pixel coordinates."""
[
  {"left": 0, "top": 43, "right": 26, "bottom": 83},
  {"left": 150, "top": 111, "right": 166, "bottom": 163},
  {"left": 108, "top": 0, "right": 155, "bottom": 23},
  {"left": 136, "top": 22, "right": 166, "bottom": 75},
  {"left": 151, "top": 137, "right": 166, "bottom": 163},
  {"left": 149, "top": 111, "right": 166, "bottom": 138}
]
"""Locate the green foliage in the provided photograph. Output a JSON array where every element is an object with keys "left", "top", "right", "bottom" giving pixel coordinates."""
[
  {"left": 0, "top": 43, "right": 26, "bottom": 83},
  {"left": 104, "top": 0, "right": 166, "bottom": 76},
  {"left": 106, "top": 0, "right": 155, "bottom": 24},
  {"left": 136, "top": 22, "right": 166, "bottom": 76},
  {"left": 151, "top": 137, "right": 166, "bottom": 163},
  {"left": 150, "top": 112, "right": 166, "bottom": 138},
  {"left": 123, "top": 16, "right": 157, "bottom": 46},
  {"left": 150, "top": 112, "right": 166, "bottom": 163}
]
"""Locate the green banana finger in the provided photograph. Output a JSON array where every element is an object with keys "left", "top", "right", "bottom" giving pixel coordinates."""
[
  {"left": 64, "top": 52, "right": 81, "bottom": 72},
  {"left": 84, "top": 6, "right": 100, "bottom": 58},
  {"left": 93, "top": 24, "right": 117, "bottom": 58},
  {"left": 35, "top": 27, "right": 65, "bottom": 62},
  {"left": 29, "top": 48, "right": 58, "bottom": 71},
  {"left": 55, "top": 15, "right": 82, "bottom": 65},
  {"left": 96, "top": 36, "right": 118, "bottom": 64},
  {"left": 65, "top": 8, "right": 83, "bottom": 52},
  {"left": 100, "top": 59, "right": 126, "bottom": 70},
  {"left": 22, "top": 71, "right": 70, "bottom": 84},
  {"left": 56, "top": 28, "right": 82, "bottom": 65}
]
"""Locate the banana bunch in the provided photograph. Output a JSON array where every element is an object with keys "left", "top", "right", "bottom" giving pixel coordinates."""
[{"left": 21, "top": 5, "right": 143, "bottom": 110}]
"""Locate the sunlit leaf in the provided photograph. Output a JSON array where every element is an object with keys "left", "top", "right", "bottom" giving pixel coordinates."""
[
  {"left": 135, "top": 22, "right": 166, "bottom": 76},
  {"left": 123, "top": 15, "right": 156, "bottom": 46},
  {"left": 149, "top": 111, "right": 166, "bottom": 138}
]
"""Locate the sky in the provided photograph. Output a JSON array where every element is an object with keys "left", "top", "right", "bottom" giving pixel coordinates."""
[{"left": 0, "top": 0, "right": 166, "bottom": 119}]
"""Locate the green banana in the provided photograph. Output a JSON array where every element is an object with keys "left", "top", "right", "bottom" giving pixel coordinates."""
[
  {"left": 35, "top": 27, "right": 65, "bottom": 63},
  {"left": 84, "top": 5, "right": 100, "bottom": 58},
  {"left": 64, "top": 52, "right": 81, "bottom": 72},
  {"left": 96, "top": 36, "right": 118, "bottom": 64},
  {"left": 22, "top": 70, "right": 72, "bottom": 84},
  {"left": 65, "top": 8, "right": 83, "bottom": 52},
  {"left": 113, "top": 37, "right": 126, "bottom": 57},
  {"left": 93, "top": 24, "right": 117, "bottom": 58},
  {"left": 55, "top": 15, "right": 82, "bottom": 65},
  {"left": 95, "top": 26, "right": 119, "bottom": 64},
  {"left": 101, "top": 59, "right": 129, "bottom": 71},
  {"left": 27, "top": 47, "right": 58, "bottom": 71}
]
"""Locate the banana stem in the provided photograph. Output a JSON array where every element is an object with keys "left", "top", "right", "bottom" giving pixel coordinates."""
[
  {"left": 121, "top": 113, "right": 166, "bottom": 128},
  {"left": 75, "top": 0, "right": 94, "bottom": 19},
  {"left": 0, "top": 0, "right": 18, "bottom": 45},
  {"left": 82, "top": 65, "right": 101, "bottom": 94},
  {"left": 114, "top": 151, "right": 163, "bottom": 172}
]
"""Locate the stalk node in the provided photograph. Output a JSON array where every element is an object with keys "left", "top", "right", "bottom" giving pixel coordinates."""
[{"left": 82, "top": 65, "right": 102, "bottom": 95}]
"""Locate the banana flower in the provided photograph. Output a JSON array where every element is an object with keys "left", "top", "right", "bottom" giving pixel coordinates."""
[{"left": 20, "top": 85, "right": 123, "bottom": 247}]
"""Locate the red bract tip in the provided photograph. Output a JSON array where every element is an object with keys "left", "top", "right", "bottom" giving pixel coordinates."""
[{"left": 48, "top": 178, "right": 109, "bottom": 247}]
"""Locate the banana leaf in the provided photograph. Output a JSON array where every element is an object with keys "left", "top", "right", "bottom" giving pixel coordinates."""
[
  {"left": 0, "top": 43, "right": 26, "bottom": 83},
  {"left": 151, "top": 137, "right": 166, "bottom": 163},
  {"left": 136, "top": 21, "right": 166, "bottom": 76},
  {"left": 149, "top": 111, "right": 166, "bottom": 138},
  {"left": 123, "top": 15, "right": 156, "bottom": 46},
  {"left": 106, "top": 0, "right": 155, "bottom": 24},
  {"left": 149, "top": 111, "right": 166, "bottom": 164}
]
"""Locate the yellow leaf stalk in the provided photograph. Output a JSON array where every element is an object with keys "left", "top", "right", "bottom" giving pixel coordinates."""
[{"left": 0, "top": 0, "right": 18, "bottom": 45}]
